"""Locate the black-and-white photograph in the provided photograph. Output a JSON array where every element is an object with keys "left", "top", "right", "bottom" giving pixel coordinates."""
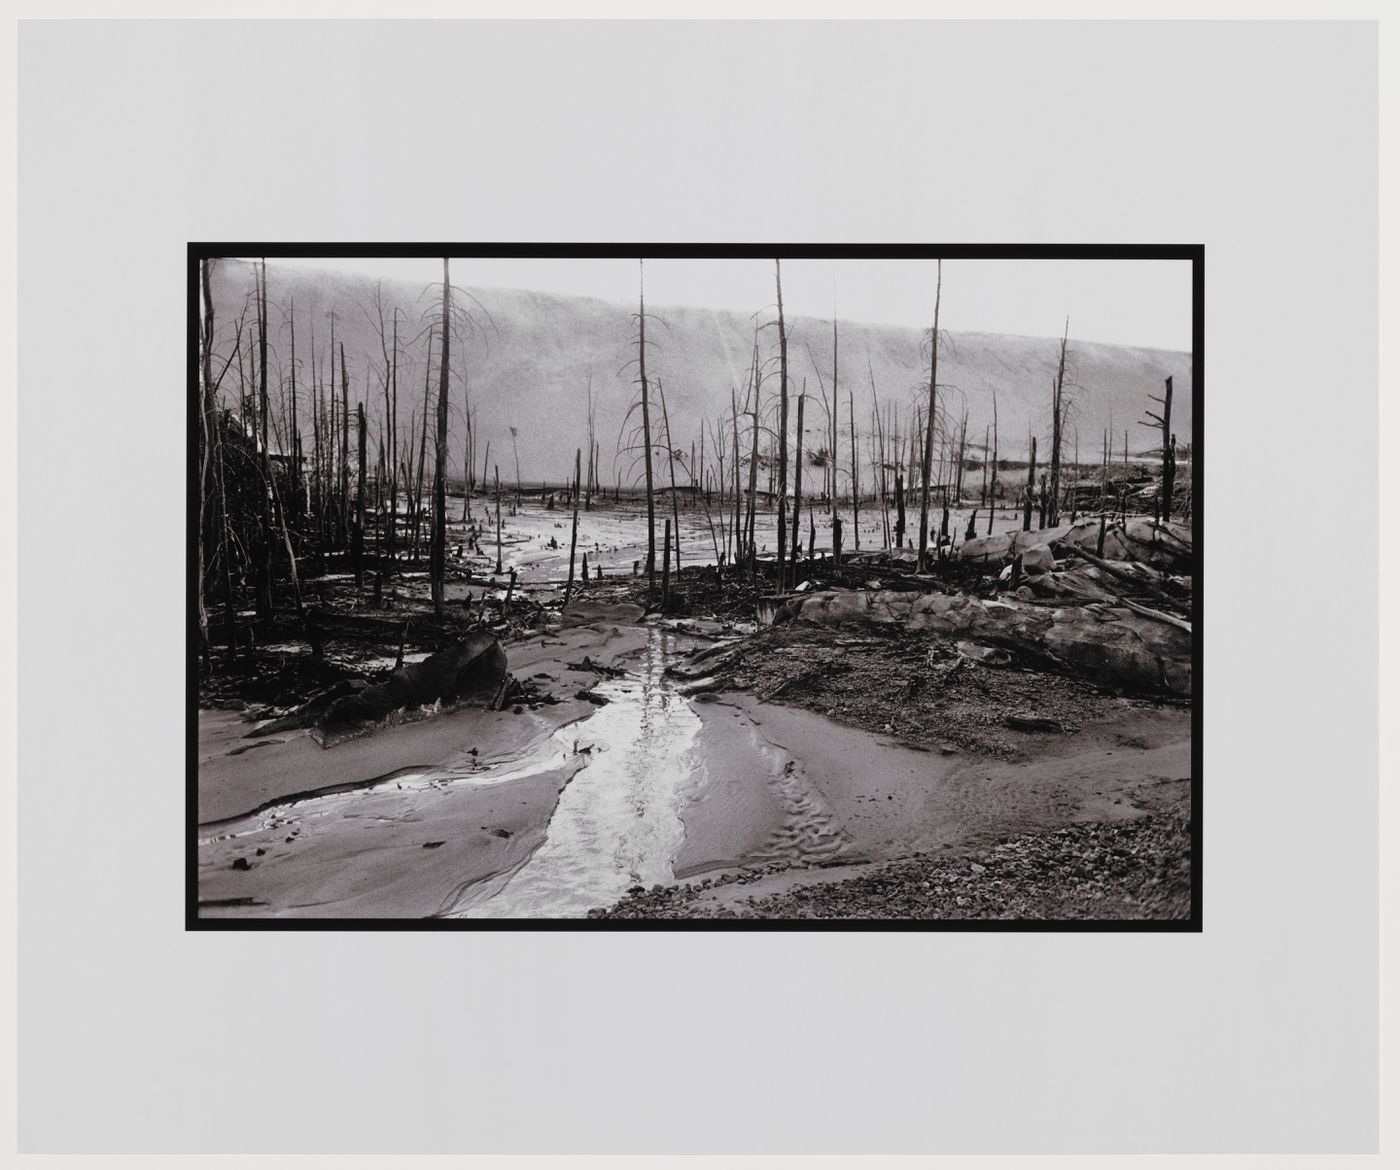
[{"left": 190, "top": 248, "right": 1198, "bottom": 925}]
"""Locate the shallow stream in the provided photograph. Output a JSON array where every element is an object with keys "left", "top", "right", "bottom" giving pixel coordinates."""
[{"left": 447, "top": 627, "right": 701, "bottom": 918}]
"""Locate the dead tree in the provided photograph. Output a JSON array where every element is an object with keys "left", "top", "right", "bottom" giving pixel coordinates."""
[
  {"left": 510, "top": 425, "right": 523, "bottom": 507},
  {"left": 661, "top": 516, "right": 672, "bottom": 612},
  {"left": 869, "top": 360, "right": 890, "bottom": 549},
  {"left": 286, "top": 297, "right": 302, "bottom": 519},
  {"left": 790, "top": 385, "right": 805, "bottom": 579},
  {"left": 1048, "top": 317, "right": 1069, "bottom": 527},
  {"left": 373, "top": 294, "right": 400, "bottom": 602},
  {"left": 353, "top": 401, "right": 367, "bottom": 586},
  {"left": 461, "top": 373, "right": 474, "bottom": 523},
  {"left": 830, "top": 314, "right": 839, "bottom": 554},
  {"left": 657, "top": 378, "right": 683, "bottom": 580},
  {"left": 637, "top": 261, "right": 657, "bottom": 591},
  {"left": 430, "top": 259, "right": 451, "bottom": 615},
  {"left": 916, "top": 260, "right": 943, "bottom": 572},
  {"left": 197, "top": 258, "right": 216, "bottom": 658},
  {"left": 988, "top": 389, "right": 999, "bottom": 536},
  {"left": 565, "top": 447, "right": 581, "bottom": 605},
  {"left": 1140, "top": 374, "right": 1176, "bottom": 520},
  {"left": 894, "top": 468, "right": 906, "bottom": 548},
  {"left": 744, "top": 340, "right": 761, "bottom": 576},
  {"left": 494, "top": 464, "right": 504, "bottom": 574},
  {"left": 775, "top": 260, "right": 791, "bottom": 591},
  {"left": 255, "top": 259, "right": 274, "bottom": 618},
  {"left": 410, "top": 328, "right": 434, "bottom": 562},
  {"left": 584, "top": 369, "right": 596, "bottom": 512},
  {"left": 339, "top": 340, "right": 350, "bottom": 548},
  {"left": 1022, "top": 435, "right": 1037, "bottom": 532},
  {"left": 954, "top": 408, "right": 967, "bottom": 503},
  {"left": 729, "top": 383, "right": 742, "bottom": 567},
  {"left": 849, "top": 387, "right": 860, "bottom": 550}
]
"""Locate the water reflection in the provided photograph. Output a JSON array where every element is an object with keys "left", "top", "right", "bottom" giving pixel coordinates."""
[{"left": 456, "top": 628, "right": 700, "bottom": 918}]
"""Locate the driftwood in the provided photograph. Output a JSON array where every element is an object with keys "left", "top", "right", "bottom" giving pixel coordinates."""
[
  {"left": 319, "top": 632, "right": 508, "bottom": 730},
  {"left": 566, "top": 656, "right": 626, "bottom": 678},
  {"left": 1117, "top": 597, "right": 1193, "bottom": 634},
  {"left": 1050, "top": 541, "right": 1188, "bottom": 615}
]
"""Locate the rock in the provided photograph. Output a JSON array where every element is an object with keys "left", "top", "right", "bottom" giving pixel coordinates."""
[
  {"left": 969, "top": 862, "right": 987, "bottom": 875},
  {"left": 422, "top": 841, "right": 446, "bottom": 849},
  {"left": 231, "top": 857, "right": 251, "bottom": 871}
]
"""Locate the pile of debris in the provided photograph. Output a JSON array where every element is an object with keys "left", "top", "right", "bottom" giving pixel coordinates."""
[{"left": 756, "top": 519, "right": 1192, "bottom": 698}]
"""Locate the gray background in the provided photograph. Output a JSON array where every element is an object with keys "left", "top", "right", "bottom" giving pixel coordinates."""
[{"left": 16, "top": 19, "right": 1378, "bottom": 1155}]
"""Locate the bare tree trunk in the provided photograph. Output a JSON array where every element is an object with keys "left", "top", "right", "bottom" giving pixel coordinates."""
[
  {"left": 1141, "top": 375, "right": 1176, "bottom": 520},
  {"left": 287, "top": 297, "right": 302, "bottom": 519},
  {"left": 745, "top": 351, "right": 761, "bottom": 578},
  {"left": 377, "top": 300, "right": 400, "bottom": 602},
  {"left": 584, "top": 369, "right": 595, "bottom": 512},
  {"left": 730, "top": 384, "right": 742, "bottom": 568},
  {"left": 988, "top": 390, "right": 999, "bottom": 536},
  {"left": 790, "top": 387, "right": 805, "bottom": 579},
  {"left": 660, "top": 516, "right": 671, "bottom": 612},
  {"left": 431, "top": 260, "right": 451, "bottom": 615},
  {"left": 775, "top": 260, "right": 790, "bottom": 591},
  {"left": 353, "top": 401, "right": 366, "bottom": 586},
  {"left": 638, "top": 261, "right": 657, "bottom": 591},
  {"left": 411, "top": 330, "right": 433, "bottom": 562},
  {"left": 494, "top": 465, "right": 504, "bottom": 574},
  {"left": 869, "top": 361, "right": 890, "bottom": 550},
  {"left": 849, "top": 387, "right": 860, "bottom": 550},
  {"left": 1049, "top": 317, "right": 1069, "bottom": 527},
  {"left": 955, "top": 409, "right": 967, "bottom": 503},
  {"left": 894, "top": 469, "right": 905, "bottom": 548},
  {"left": 198, "top": 258, "right": 216, "bottom": 660},
  {"left": 981, "top": 425, "right": 989, "bottom": 505},
  {"left": 340, "top": 340, "right": 350, "bottom": 549},
  {"left": 658, "top": 378, "right": 683, "bottom": 580},
  {"left": 565, "top": 447, "right": 581, "bottom": 605},
  {"left": 830, "top": 314, "right": 839, "bottom": 555},
  {"left": 256, "top": 259, "right": 274, "bottom": 619},
  {"left": 1023, "top": 436, "right": 1037, "bottom": 532},
  {"left": 916, "top": 260, "right": 942, "bottom": 572}
]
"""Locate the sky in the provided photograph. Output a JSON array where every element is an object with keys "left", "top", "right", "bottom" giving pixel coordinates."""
[{"left": 248, "top": 256, "right": 1192, "bottom": 353}]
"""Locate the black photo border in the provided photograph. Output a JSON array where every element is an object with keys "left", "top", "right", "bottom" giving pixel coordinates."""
[{"left": 186, "top": 242, "right": 1203, "bottom": 933}]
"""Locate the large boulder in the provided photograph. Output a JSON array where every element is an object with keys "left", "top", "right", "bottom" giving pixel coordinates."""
[{"left": 319, "top": 633, "right": 508, "bottom": 730}]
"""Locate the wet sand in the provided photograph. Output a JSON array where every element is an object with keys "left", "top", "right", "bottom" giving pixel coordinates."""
[
  {"left": 198, "top": 592, "right": 1191, "bottom": 919},
  {"left": 671, "top": 691, "right": 1190, "bottom": 908},
  {"left": 196, "top": 604, "right": 654, "bottom": 919}
]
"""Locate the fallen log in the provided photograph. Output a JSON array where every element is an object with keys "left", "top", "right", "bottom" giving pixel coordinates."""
[
  {"left": 319, "top": 632, "right": 508, "bottom": 731},
  {"left": 1117, "top": 597, "right": 1193, "bottom": 635},
  {"left": 1049, "top": 541, "right": 1190, "bottom": 615}
]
